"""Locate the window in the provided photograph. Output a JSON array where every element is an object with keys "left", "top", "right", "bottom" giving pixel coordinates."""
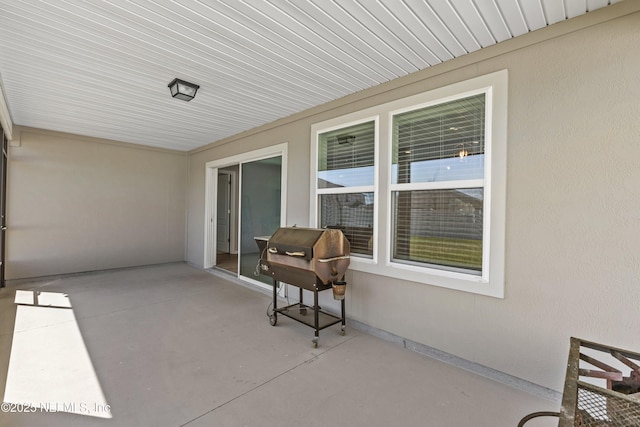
[
  {"left": 391, "top": 94, "right": 485, "bottom": 275},
  {"left": 311, "top": 70, "right": 507, "bottom": 297},
  {"left": 316, "top": 120, "right": 376, "bottom": 258}
]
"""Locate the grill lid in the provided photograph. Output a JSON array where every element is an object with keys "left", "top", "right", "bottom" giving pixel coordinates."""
[
  {"left": 266, "top": 227, "right": 325, "bottom": 261},
  {"left": 260, "top": 227, "right": 351, "bottom": 287}
]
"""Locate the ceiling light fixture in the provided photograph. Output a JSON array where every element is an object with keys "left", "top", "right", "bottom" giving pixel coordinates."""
[
  {"left": 168, "top": 78, "right": 199, "bottom": 102},
  {"left": 337, "top": 135, "right": 356, "bottom": 144},
  {"left": 457, "top": 143, "right": 468, "bottom": 159}
]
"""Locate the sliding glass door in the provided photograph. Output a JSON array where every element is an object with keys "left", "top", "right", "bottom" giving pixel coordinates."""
[{"left": 239, "top": 156, "right": 282, "bottom": 285}]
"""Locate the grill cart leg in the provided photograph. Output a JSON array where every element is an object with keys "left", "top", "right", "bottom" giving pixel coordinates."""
[
  {"left": 299, "top": 287, "right": 306, "bottom": 315},
  {"left": 341, "top": 297, "right": 346, "bottom": 335},
  {"left": 269, "top": 279, "right": 278, "bottom": 326},
  {"left": 312, "top": 288, "right": 319, "bottom": 348}
]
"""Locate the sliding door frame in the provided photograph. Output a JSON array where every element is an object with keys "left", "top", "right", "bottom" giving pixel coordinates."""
[
  {"left": 204, "top": 143, "right": 288, "bottom": 281},
  {"left": 0, "top": 129, "right": 6, "bottom": 287}
]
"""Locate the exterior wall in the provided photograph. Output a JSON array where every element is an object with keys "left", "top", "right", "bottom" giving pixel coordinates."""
[
  {"left": 7, "top": 127, "right": 187, "bottom": 279},
  {"left": 187, "top": 5, "right": 640, "bottom": 392}
]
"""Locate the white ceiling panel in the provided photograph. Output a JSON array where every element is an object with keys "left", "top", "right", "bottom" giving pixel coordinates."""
[
  {"left": 402, "top": 0, "right": 464, "bottom": 59},
  {"left": 449, "top": 0, "right": 497, "bottom": 47},
  {"left": 495, "top": 0, "right": 528, "bottom": 36},
  {"left": 518, "top": 1, "right": 548, "bottom": 30},
  {"left": 0, "top": 0, "right": 621, "bottom": 151},
  {"left": 473, "top": 0, "right": 513, "bottom": 41},
  {"left": 542, "top": 0, "right": 568, "bottom": 24},
  {"left": 426, "top": 0, "right": 482, "bottom": 54},
  {"left": 566, "top": 0, "right": 588, "bottom": 18}
]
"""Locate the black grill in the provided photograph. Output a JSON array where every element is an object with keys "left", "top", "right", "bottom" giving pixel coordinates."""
[{"left": 257, "top": 227, "right": 350, "bottom": 347}]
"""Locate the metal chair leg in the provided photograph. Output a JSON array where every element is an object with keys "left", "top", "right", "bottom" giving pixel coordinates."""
[{"left": 517, "top": 411, "right": 560, "bottom": 427}]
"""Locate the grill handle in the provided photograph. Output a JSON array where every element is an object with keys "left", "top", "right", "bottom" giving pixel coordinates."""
[
  {"left": 285, "top": 251, "right": 306, "bottom": 257},
  {"left": 317, "top": 255, "right": 350, "bottom": 263},
  {"left": 268, "top": 247, "right": 307, "bottom": 257}
]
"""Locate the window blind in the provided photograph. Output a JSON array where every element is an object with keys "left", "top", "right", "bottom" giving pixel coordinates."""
[
  {"left": 392, "top": 94, "right": 485, "bottom": 184},
  {"left": 319, "top": 193, "right": 374, "bottom": 257},
  {"left": 392, "top": 189, "right": 483, "bottom": 272},
  {"left": 318, "top": 121, "right": 375, "bottom": 189}
]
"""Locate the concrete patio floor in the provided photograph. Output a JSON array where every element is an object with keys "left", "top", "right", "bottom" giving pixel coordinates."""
[{"left": 0, "top": 263, "right": 558, "bottom": 426}]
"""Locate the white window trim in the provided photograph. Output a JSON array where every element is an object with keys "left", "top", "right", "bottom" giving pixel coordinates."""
[{"left": 310, "top": 70, "right": 507, "bottom": 298}]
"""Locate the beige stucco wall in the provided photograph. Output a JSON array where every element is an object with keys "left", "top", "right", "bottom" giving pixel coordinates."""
[
  {"left": 187, "top": 4, "right": 640, "bottom": 392},
  {"left": 7, "top": 128, "right": 187, "bottom": 279}
]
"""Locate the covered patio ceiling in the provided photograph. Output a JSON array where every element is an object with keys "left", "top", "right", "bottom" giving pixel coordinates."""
[{"left": 0, "top": 0, "right": 622, "bottom": 151}]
